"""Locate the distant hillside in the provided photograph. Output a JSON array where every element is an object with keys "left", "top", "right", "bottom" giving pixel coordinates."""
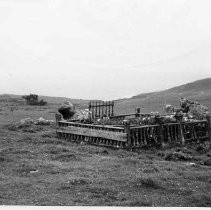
[
  {"left": 115, "top": 78, "right": 211, "bottom": 115},
  {"left": 0, "top": 94, "right": 89, "bottom": 109},
  {"left": 1, "top": 78, "right": 210, "bottom": 114}
]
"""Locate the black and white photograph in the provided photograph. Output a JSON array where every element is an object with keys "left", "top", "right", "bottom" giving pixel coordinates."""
[{"left": 0, "top": 0, "right": 211, "bottom": 207}]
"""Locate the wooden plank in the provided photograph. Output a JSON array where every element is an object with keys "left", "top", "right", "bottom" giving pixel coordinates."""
[
  {"left": 58, "top": 121, "right": 124, "bottom": 130},
  {"left": 131, "top": 124, "right": 159, "bottom": 129},
  {"left": 57, "top": 126, "right": 127, "bottom": 142}
]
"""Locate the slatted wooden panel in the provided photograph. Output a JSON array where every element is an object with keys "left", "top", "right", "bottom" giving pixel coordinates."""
[
  {"left": 56, "top": 120, "right": 126, "bottom": 148},
  {"left": 89, "top": 101, "right": 114, "bottom": 119},
  {"left": 129, "top": 120, "right": 209, "bottom": 147}
]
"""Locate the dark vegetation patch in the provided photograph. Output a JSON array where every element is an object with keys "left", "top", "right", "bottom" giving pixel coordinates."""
[
  {"left": 58, "top": 179, "right": 91, "bottom": 191},
  {"left": 41, "top": 132, "right": 55, "bottom": 138},
  {"left": 87, "top": 187, "right": 119, "bottom": 202},
  {"left": 195, "top": 143, "right": 210, "bottom": 154},
  {"left": 203, "top": 158, "right": 211, "bottom": 166},
  {"left": 15, "top": 163, "right": 38, "bottom": 176},
  {"left": 132, "top": 177, "right": 163, "bottom": 190},
  {"left": 0, "top": 155, "right": 11, "bottom": 163},
  {"left": 165, "top": 151, "right": 193, "bottom": 161},
  {"left": 44, "top": 145, "right": 70, "bottom": 154},
  {"left": 124, "top": 200, "right": 152, "bottom": 207},
  {"left": 52, "top": 153, "right": 81, "bottom": 162}
]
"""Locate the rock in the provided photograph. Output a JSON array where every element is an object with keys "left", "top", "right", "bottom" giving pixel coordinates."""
[
  {"left": 186, "top": 162, "right": 196, "bottom": 167},
  {"left": 35, "top": 117, "right": 54, "bottom": 125},
  {"left": 20, "top": 118, "right": 34, "bottom": 125},
  {"left": 58, "top": 101, "right": 76, "bottom": 120}
]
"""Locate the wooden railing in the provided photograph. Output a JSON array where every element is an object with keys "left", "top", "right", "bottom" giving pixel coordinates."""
[
  {"left": 129, "top": 120, "right": 210, "bottom": 147},
  {"left": 56, "top": 113, "right": 211, "bottom": 149}
]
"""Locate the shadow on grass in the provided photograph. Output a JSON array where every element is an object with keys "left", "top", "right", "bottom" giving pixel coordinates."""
[
  {"left": 52, "top": 153, "right": 81, "bottom": 162},
  {"left": 131, "top": 177, "right": 163, "bottom": 190}
]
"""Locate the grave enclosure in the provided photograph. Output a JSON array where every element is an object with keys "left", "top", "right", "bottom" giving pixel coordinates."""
[{"left": 56, "top": 101, "right": 211, "bottom": 149}]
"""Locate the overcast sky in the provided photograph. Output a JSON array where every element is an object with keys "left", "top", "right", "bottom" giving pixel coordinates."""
[{"left": 0, "top": 0, "right": 211, "bottom": 100}]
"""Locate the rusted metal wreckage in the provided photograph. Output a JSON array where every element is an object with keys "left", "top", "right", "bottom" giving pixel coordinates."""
[{"left": 55, "top": 100, "right": 211, "bottom": 149}]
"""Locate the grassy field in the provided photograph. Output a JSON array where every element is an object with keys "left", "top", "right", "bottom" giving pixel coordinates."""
[{"left": 0, "top": 95, "right": 211, "bottom": 206}]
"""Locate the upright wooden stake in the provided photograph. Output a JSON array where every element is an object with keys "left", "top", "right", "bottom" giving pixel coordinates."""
[
  {"left": 111, "top": 101, "right": 114, "bottom": 116},
  {"left": 108, "top": 101, "right": 111, "bottom": 116},
  {"left": 105, "top": 101, "right": 107, "bottom": 117},
  {"left": 135, "top": 107, "right": 140, "bottom": 118},
  {"left": 158, "top": 122, "right": 165, "bottom": 148},
  {"left": 124, "top": 121, "right": 131, "bottom": 148},
  {"left": 206, "top": 115, "right": 211, "bottom": 141},
  {"left": 55, "top": 113, "right": 62, "bottom": 126}
]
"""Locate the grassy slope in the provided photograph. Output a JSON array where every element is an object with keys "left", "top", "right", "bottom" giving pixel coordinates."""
[
  {"left": 0, "top": 93, "right": 211, "bottom": 206},
  {"left": 115, "top": 78, "right": 211, "bottom": 115}
]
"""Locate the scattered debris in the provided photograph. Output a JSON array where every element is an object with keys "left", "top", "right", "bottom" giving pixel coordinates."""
[
  {"left": 30, "top": 170, "right": 39, "bottom": 174},
  {"left": 35, "top": 117, "right": 54, "bottom": 125},
  {"left": 20, "top": 118, "right": 34, "bottom": 125},
  {"left": 186, "top": 162, "right": 196, "bottom": 167}
]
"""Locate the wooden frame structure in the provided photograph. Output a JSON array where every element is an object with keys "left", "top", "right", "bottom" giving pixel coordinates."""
[{"left": 56, "top": 113, "right": 211, "bottom": 149}]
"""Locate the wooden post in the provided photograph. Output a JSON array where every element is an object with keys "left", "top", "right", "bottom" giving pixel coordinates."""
[
  {"left": 105, "top": 101, "right": 107, "bottom": 117},
  {"left": 135, "top": 107, "right": 140, "bottom": 117},
  {"left": 95, "top": 101, "right": 98, "bottom": 118},
  {"left": 158, "top": 122, "right": 165, "bottom": 148},
  {"left": 98, "top": 101, "right": 101, "bottom": 117},
  {"left": 102, "top": 101, "right": 104, "bottom": 116},
  {"left": 124, "top": 121, "right": 131, "bottom": 148},
  {"left": 179, "top": 122, "right": 185, "bottom": 145},
  {"left": 111, "top": 101, "right": 114, "bottom": 116},
  {"left": 175, "top": 114, "right": 185, "bottom": 145},
  {"left": 108, "top": 101, "right": 111, "bottom": 116},
  {"left": 55, "top": 113, "right": 62, "bottom": 126},
  {"left": 206, "top": 115, "right": 211, "bottom": 141}
]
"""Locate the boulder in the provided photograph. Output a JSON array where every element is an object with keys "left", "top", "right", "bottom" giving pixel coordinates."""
[{"left": 58, "top": 101, "right": 76, "bottom": 120}]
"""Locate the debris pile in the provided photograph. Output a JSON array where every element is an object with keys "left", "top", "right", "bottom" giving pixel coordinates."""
[
  {"left": 163, "top": 98, "right": 209, "bottom": 122},
  {"left": 58, "top": 101, "right": 91, "bottom": 122},
  {"left": 180, "top": 98, "right": 209, "bottom": 120},
  {"left": 8, "top": 117, "right": 54, "bottom": 131},
  {"left": 71, "top": 109, "right": 92, "bottom": 122},
  {"left": 34, "top": 117, "right": 54, "bottom": 125}
]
